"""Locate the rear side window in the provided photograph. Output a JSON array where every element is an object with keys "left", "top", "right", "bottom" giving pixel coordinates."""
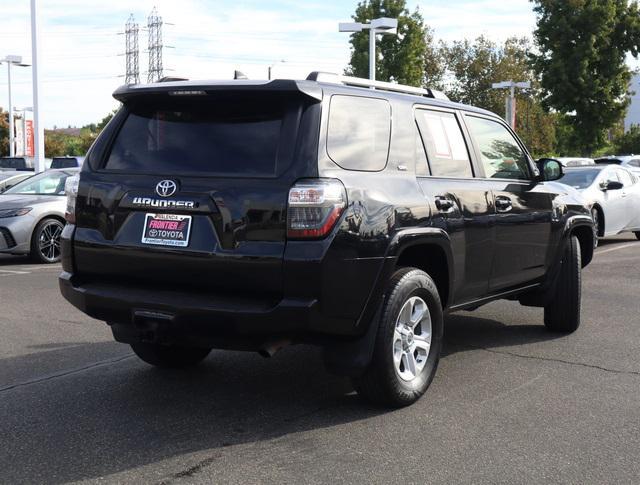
[
  {"left": 415, "top": 110, "right": 472, "bottom": 178},
  {"left": 327, "top": 95, "right": 391, "bottom": 171},
  {"left": 466, "top": 116, "right": 531, "bottom": 180},
  {"left": 104, "top": 95, "right": 289, "bottom": 176},
  {"left": 51, "top": 158, "right": 78, "bottom": 169}
]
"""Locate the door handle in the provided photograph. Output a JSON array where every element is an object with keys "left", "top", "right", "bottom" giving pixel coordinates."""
[
  {"left": 495, "top": 196, "right": 513, "bottom": 213},
  {"left": 434, "top": 195, "right": 455, "bottom": 212}
]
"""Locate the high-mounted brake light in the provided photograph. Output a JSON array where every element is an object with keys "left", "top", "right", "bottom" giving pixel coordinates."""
[
  {"left": 287, "top": 179, "right": 347, "bottom": 239},
  {"left": 64, "top": 175, "right": 79, "bottom": 223}
]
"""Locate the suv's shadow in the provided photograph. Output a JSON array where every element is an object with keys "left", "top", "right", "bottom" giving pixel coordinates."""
[
  {"left": 1, "top": 313, "right": 562, "bottom": 483},
  {"left": 0, "top": 255, "right": 35, "bottom": 266}
]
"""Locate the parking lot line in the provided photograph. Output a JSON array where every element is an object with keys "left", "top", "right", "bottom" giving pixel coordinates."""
[
  {"left": 595, "top": 243, "right": 639, "bottom": 256},
  {"left": 0, "top": 269, "right": 29, "bottom": 275}
]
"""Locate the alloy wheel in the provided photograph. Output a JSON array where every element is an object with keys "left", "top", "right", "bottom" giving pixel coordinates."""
[
  {"left": 392, "top": 296, "right": 432, "bottom": 382},
  {"left": 38, "top": 220, "right": 63, "bottom": 263}
]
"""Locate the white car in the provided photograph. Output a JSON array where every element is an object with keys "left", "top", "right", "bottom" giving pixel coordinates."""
[
  {"left": 558, "top": 165, "right": 640, "bottom": 244},
  {"left": 595, "top": 155, "right": 640, "bottom": 175}
]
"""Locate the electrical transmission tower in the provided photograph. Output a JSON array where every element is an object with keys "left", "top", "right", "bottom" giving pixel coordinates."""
[
  {"left": 147, "top": 7, "right": 164, "bottom": 83},
  {"left": 124, "top": 14, "right": 140, "bottom": 84}
]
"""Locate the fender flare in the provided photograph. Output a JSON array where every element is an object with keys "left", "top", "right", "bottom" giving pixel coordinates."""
[{"left": 324, "top": 227, "right": 455, "bottom": 378}]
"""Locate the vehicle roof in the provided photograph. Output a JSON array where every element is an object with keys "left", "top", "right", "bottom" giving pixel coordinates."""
[{"left": 112, "top": 78, "right": 500, "bottom": 119}]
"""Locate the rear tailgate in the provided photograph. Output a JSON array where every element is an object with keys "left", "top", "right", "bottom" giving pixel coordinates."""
[{"left": 73, "top": 87, "right": 321, "bottom": 298}]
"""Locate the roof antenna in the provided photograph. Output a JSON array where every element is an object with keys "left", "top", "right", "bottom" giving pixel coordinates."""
[{"left": 234, "top": 70, "right": 248, "bottom": 80}]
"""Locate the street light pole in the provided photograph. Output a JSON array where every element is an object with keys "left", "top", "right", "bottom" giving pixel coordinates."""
[
  {"left": 491, "top": 80, "right": 531, "bottom": 129},
  {"left": 30, "top": 0, "right": 44, "bottom": 173},
  {"left": 339, "top": 17, "right": 398, "bottom": 82},
  {"left": 1, "top": 56, "right": 30, "bottom": 157}
]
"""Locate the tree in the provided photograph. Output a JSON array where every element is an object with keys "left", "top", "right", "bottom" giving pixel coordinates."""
[
  {"left": 0, "top": 108, "right": 8, "bottom": 156},
  {"left": 530, "top": 0, "right": 640, "bottom": 155},
  {"left": 613, "top": 125, "right": 640, "bottom": 154},
  {"left": 441, "top": 37, "right": 556, "bottom": 157},
  {"left": 345, "top": 0, "right": 438, "bottom": 87}
]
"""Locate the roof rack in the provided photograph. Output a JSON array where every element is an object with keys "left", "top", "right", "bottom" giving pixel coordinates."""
[{"left": 306, "top": 71, "right": 449, "bottom": 101}]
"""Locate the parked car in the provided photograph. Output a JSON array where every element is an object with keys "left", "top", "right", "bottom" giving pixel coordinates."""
[
  {"left": 50, "top": 156, "right": 85, "bottom": 169},
  {"left": 0, "top": 168, "right": 79, "bottom": 263},
  {"left": 557, "top": 165, "right": 640, "bottom": 243},
  {"left": 0, "top": 171, "right": 33, "bottom": 193},
  {"left": 553, "top": 157, "right": 595, "bottom": 167},
  {"left": 594, "top": 155, "right": 640, "bottom": 175},
  {"left": 59, "top": 73, "right": 594, "bottom": 408},
  {"left": 0, "top": 156, "right": 33, "bottom": 171}
]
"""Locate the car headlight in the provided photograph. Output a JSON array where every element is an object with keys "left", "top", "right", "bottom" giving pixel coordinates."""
[{"left": 0, "top": 207, "right": 33, "bottom": 218}]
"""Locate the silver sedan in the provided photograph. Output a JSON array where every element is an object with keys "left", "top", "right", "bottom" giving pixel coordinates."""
[
  {"left": 0, "top": 169, "right": 79, "bottom": 263},
  {"left": 558, "top": 165, "right": 640, "bottom": 244}
]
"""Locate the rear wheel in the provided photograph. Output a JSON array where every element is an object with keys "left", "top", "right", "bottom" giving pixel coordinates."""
[
  {"left": 634, "top": 232, "right": 640, "bottom": 240},
  {"left": 544, "top": 235, "right": 581, "bottom": 333},
  {"left": 30, "top": 218, "right": 64, "bottom": 264},
  {"left": 353, "top": 268, "right": 443, "bottom": 408},
  {"left": 131, "top": 343, "right": 211, "bottom": 368}
]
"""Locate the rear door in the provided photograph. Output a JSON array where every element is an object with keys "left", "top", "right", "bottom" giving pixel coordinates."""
[
  {"left": 463, "top": 114, "right": 554, "bottom": 291},
  {"left": 74, "top": 90, "right": 320, "bottom": 298},
  {"left": 415, "top": 107, "right": 495, "bottom": 303}
]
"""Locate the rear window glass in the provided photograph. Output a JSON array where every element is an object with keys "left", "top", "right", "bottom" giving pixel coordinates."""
[
  {"left": 327, "top": 95, "right": 391, "bottom": 171},
  {"left": 104, "top": 95, "right": 287, "bottom": 176},
  {"left": 51, "top": 158, "right": 79, "bottom": 169}
]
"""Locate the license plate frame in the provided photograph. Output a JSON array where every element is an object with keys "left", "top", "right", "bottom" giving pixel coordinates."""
[{"left": 141, "top": 213, "right": 192, "bottom": 248}]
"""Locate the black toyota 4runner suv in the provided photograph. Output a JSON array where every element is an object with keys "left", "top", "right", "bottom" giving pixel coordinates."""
[{"left": 60, "top": 73, "right": 594, "bottom": 407}]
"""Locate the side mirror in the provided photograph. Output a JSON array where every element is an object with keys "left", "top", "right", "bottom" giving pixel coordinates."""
[
  {"left": 536, "top": 158, "right": 563, "bottom": 181},
  {"left": 601, "top": 181, "right": 623, "bottom": 191}
]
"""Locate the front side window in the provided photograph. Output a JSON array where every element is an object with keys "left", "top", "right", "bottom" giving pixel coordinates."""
[
  {"left": 617, "top": 169, "right": 634, "bottom": 186},
  {"left": 327, "top": 95, "right": 391, "bottom": 171},
  {"left": 466, "top": 116, "right": 531, "bottom": 180},
  {"left": 416, "top": 110, "right": 472, "bottom": 178}
]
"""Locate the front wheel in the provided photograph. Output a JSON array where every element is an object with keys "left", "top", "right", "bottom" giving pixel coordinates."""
[
  {"left": 30, "top": 218, "right": 64, "bottom": 264},
  {"left": 353, "top": 268, "right": 443, "bottom": 408},
  {"left": 131, "top": 343, "right": 211, "bottom": 368},
  {"left": 544, "top": 235, "right": 582, "bottom": 333}
]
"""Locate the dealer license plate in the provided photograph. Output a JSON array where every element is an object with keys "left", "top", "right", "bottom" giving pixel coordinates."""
[{"left": 141, "top": 213, "right": 192, "bottom": 247}]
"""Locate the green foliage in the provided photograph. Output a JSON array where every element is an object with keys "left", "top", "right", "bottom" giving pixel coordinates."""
[
  {"left": 530, "top": 0, "right": 640, "bottom": 155},
  {"left": 441, "top": 36, "right": 556, "bottom": 157},
  {"left": 0, "top": 108, "right": 8, "bottom": 156},
  {"left": 345, "top": 0, "right": 436, "bottom": 87},
  {"left": 613, "top": 125, "right": 640, "bottom": 154}
]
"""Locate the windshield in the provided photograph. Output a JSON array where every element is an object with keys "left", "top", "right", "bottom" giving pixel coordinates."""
[
  {"left": 3, "top": 171, "right": 73, "bottom": 196},
  {"left": 558, "top": 169, "right": 601, "bottom": 189}
]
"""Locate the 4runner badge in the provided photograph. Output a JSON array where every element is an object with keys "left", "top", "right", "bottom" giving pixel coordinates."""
[{"left": 156, "top": 180, "right": 177, "bottom": 197}]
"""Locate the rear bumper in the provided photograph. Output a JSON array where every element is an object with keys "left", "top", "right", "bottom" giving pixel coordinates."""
[{"left": 59, "top": 271, "right": 359, "bottom": 348}]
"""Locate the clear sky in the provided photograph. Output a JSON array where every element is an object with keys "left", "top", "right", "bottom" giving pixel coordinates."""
[{"left": 1, "top": 0, "right": 537, "bottom": 128}]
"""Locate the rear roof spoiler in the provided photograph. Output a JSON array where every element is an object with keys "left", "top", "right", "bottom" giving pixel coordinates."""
[{"left": 113, "top": 79, "right": 323, "bottom": 102}]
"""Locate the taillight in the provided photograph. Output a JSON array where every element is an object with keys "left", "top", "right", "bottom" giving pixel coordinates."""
[
  {"left": 64, "top": 175, "right": 79, "bottom": 223},
  {"left": 287, "top": 179, "right": 347, "bottom": 239}
]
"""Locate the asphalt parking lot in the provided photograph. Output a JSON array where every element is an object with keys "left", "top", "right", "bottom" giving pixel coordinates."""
[{"left": 1, "top": 236, "right": 639, "bottom": 484}]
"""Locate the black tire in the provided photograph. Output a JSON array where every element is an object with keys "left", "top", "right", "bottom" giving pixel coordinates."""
[
  {"left": 634, "top": 232, "right": 640, "bottom": 241},
  {"left": 544, "top": 235, "right": 581, "bottom": 333},
  {"left": 30, "top": 218, "right": 64, "bottom": 264},
  {"left": 591, "top": 208, "right": 600, "bottom": 248},
  {"left": 353, "top": 268, "right": 443, "bottom": 408},
  {"left": 131, "top": 343, "right": 211, "bottom": 368}
]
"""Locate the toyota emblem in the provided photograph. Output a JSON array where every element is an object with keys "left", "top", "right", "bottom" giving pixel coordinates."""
[{"left": 156, "top": 180, "right": 177, "bottom": 197}]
